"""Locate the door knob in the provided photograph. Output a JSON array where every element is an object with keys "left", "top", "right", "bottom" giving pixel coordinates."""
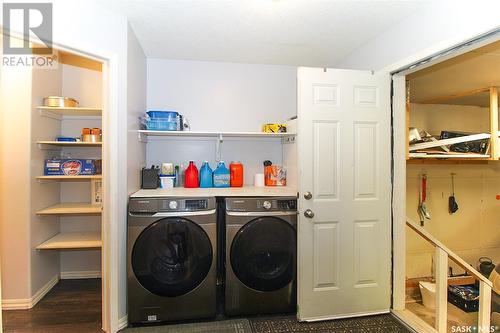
[
  {"left": 304, "top": 209, "right": 315, "bottom": 218},
  {"left": 304, "top": 191, "right": 312, "bottom": 200}
]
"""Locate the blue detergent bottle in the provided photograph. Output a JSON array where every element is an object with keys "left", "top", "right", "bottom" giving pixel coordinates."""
[
  {"left": 213, "top": 161, "right": 230, "bottom": 188},
  {"left": 199, "top": 161, "right": 213, "bottom": 188}
]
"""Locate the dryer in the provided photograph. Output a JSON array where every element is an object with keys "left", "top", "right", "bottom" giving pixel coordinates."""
[
  {"left": 127, "top": 197, "right": 217, "bottom": 324},
  {"left": 225, "top": 197, "right": 297, "bottom": 316}
]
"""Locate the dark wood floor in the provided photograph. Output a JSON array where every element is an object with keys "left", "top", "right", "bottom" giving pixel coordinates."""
[{"left": 2, "top": 278, "right": 102, "bottom": 333}]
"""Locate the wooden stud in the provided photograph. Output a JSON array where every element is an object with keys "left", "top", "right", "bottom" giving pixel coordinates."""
[
  {"left": 434, "top": 247, "right": 448, "bottom": 333},
  {"left": 478, "top": 281, "right": 492, "bottom": 332},
  {"left": 490, "top": 87, "right": 499, "bottom": 160},
  {"left": 421, "top": 87, "right": 490, "bottom": 104},
  {"left": 406, "top": 218, "right": 492, "bottom": 287},
  {"left": 406, "top": 81, "right": 411, "bottom": 160}
]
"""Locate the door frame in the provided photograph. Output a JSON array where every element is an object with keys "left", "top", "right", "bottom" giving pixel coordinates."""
[
  {"left": 390, "top": 29, "right": 500, "bottom": 312},
  {"left": 0, "top": 31, "right": 120, "bottom": 332}
]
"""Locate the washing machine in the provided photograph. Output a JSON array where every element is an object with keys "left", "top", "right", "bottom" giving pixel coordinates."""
[
  {"left": 225, "top": 197, "right": 297, "bottom": 316},
  {"left": 127, "top": 196, "right": 217, "bottom": 324}
]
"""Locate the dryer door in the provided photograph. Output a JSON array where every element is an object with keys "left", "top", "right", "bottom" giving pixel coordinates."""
[
  {"left": 231, "top": 217, "right": 296, "bottom": 292},
  {"left": 132, "top": 218, "right": 213, "bottom": 297}
]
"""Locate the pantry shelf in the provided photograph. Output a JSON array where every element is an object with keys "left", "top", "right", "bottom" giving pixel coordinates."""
[
  {"left": 37, "top": 106, "right": 102, "bottom": 117},
  {"left": 36, "top": 175, "right": 102, "bottom": 181},
  {"left": 36, "top": 203, "right": 102, "bottom": 215},
  {"left": 36, "top": 232, "right": 101, "bottom": 250},
  {"left": 37, "top": 141, "right": 102, "bottom": 148},
  {"left": 137, "top": 130, "right": 295, "bottom": 141}
]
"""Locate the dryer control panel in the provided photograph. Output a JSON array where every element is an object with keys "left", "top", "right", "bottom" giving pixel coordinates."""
[{"left": 226, "top": 197, "right": 297, "bottom": 212}]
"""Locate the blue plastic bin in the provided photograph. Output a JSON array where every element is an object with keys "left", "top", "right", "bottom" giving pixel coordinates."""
[
  {"left": 147, "top": 111, "right": 178, "bottom": 120},
  {"left": 145, "top": 119, "right": 178, "bottom": 131}
]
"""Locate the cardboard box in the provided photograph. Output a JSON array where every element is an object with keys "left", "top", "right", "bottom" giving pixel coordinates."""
[{"left": 44, "top": 159, "right": 102, "bottom": 176}]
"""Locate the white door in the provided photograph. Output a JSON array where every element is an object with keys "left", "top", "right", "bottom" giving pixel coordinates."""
[{"left": 297, "top": 67, "right": 391, "bottom": 321}]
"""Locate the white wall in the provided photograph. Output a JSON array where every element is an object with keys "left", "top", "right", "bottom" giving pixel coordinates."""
[
  {"left": 125, "top": 23, "right": 147, "bottom": 318},
  {"left": 147, "top": 59, "right": 297, "bottom": 132},
  {"left": 30, "top": 66, "right": 62, "bottom": 298},
  {"left": 336, "top": 1, "right": 500, "bottom": 71},
  {"left": 146, "top": 59, "right": 296, "bottom": 183},
  {"left": 2, "top": 0, "right": 129, "bottom": 330},
  {"left": 0, "top": 58, "right": 32, "bottom": 301}
]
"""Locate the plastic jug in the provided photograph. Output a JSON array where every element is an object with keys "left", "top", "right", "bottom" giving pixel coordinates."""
[
  {"left": 199, "top": 161, "right": 213, "bottom": 188},
  {"left": 213, "top": 161, "right": 230, "bottom": 188},
  {"left": 184, "top": 161, "right": 199, "bottom": 188},
  {"left": 230, "top": 161, "right": 244, "bottom": 187}
]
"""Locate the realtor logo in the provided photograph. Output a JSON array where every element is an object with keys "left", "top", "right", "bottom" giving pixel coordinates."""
[{"left": 3, "top": 3, "right": 53, "bottom": 54}]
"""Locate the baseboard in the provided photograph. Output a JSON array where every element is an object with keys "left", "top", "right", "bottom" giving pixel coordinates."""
[
  {"left": 60, "top": 270, "right": 101, "bottom": 279},
  {"left": 118, "top": 315, "right": 128, "bottom": 330},
  {"left": 2, "top": 275, "right": 59, "bottom": 310}
]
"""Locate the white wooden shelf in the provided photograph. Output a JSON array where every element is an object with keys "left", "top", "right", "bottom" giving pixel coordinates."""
[
  {"left": 138, "top": 130, "right": 295, "bottom": 141},
  {"left": 131, "top": 186, "right": 298, "bottom": 198},
  {"left": 36, "top": 175, "right": 102, "bottom": 181},
  {"left": 37, "top": 141, "right": 102, "bottom": 148},
  {"left": 37, "top": 106, "right": 101, "bottom": 117},
  {"left": 36, "top": 203, "right": 101, "bottom": 215},
  {"left": 36, "top": 232, "right": 101, "bottom": 250}
]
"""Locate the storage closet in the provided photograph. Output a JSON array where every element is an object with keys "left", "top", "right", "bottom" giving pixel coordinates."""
[
  {"left": 27, "top": 52, "right": 103, "bottom": 314},
  {"left": 404, "top": 40, "right": 500, "bottom": 328}
]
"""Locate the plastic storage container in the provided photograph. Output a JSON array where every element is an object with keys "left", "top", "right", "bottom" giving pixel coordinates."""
[
  {"left": 184, "top": 161, "right": 199, "bottom": 188},
  {"left": 230, "top": 161, "right": 244, "bottom": 187},
  {"left": 145, "top": 111, "right": 179, "bottom": 131},
  {"left": 146, "top": 111, "right": 178, "bottom": 119},
  {"left": 213, "top": 161, "right": 230, "bottom": 188},
  {"left": 199, "top": 161, "right": 213, "bottom": 188}
]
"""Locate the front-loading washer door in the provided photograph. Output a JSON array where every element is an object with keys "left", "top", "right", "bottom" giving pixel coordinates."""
[
  {"left": 132, "top": 217, "right": 213, "bottom": 297},
  {"left": 230, "top": 217, "right": 296, "bottom": 292}
]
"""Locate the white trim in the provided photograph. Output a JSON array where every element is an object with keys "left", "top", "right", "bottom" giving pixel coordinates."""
[
  {"left": 2, "top": 275, "right": 59, "bottom": 310},
  {"left": 391, "top": 75, "right": 407, "bottom": 311},
  {"left": 118, "top": 315, "right": 128, "bottom": 330},
  {"left": 60, "top": 270, "right": 101, "bottom": 280},
  {"left": 300, "top": 310, "right": 390, "bottom": 322}
]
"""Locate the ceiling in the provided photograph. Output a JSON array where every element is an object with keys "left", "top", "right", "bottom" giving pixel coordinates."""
[
  {"left": 93, "top": 0, "right": 430, "bottom": 67},
  {"left": 409, "top": 40, "right": 500, "bottom": 107}
]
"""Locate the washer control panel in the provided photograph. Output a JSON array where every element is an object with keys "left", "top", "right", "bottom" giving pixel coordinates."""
[{"left": 129, "top": 197, "right": 215, "bottom": 213}]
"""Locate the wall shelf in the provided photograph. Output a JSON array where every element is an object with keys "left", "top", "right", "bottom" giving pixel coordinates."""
[
  {"left": 37, "top": 106, "right": 102, "bottom": 117},
  {"left": 138, "top": 130, "right": 295, "bottom": 142},
  {"left": 37, "top": 141, "right": 102, "bottom": 148},
  {"left": 36, "top": 232, "right": 101, "bottom": 250},
  {"left": 36, "top": 175, "right": 102, "bottom": 181},
  {"left": 36, "top": 203, "right": 102, "bottom": 215}
]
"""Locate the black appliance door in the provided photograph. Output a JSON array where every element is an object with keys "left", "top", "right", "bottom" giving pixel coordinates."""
[
  {"left": 132, "top": 218, "right": 213, "bottom": 297},
  {"left": 231, "top": 217, "right": 296, "bottom": 292}
]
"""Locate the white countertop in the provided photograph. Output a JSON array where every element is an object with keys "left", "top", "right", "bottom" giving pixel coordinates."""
[{"left": 130, "top": 186, "right": 297, "bottom": 198}]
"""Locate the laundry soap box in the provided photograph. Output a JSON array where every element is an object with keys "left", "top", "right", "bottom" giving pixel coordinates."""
[{"left": 44, "top": 159, "right": 102, "bottom": 176}]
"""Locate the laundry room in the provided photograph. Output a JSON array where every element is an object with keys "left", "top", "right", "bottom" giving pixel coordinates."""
[{"left": 1, "top": 1, "right": 500, "bottom": 333}]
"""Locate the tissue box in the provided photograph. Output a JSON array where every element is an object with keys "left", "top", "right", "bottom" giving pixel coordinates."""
[{"left": 44, "top": 159, "right": 102, "bottom": 176}]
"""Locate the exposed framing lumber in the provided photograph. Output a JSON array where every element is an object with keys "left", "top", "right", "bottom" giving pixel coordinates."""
[
  {"left": 409, "top": 133, "right": 492, "bottom": 151},
  {"left": 406, "top": 82, "right": 411, "bottom": 160},
  {"left": 434, "top": 247, "right": 448, "bottom": 333},
  {"left": 490, "top": 87, "right": 499, "bottom": 159},
  {"left": 421, "top": 87, "right": 490, "bottom": 104},
  {"left": 406, "top": 218, "right": 492, "bottom": 287}
]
